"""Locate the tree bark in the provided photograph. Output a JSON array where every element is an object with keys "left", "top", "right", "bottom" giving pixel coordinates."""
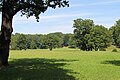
[{"left": 0, "top": 0, "right": 13, "bottom": 66}]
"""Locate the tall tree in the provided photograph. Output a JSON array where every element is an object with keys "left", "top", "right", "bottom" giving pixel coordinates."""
[
  {"left": 46, "top": 33, "right": 63, "bottom": 51},
  {"left": 16, "top": 34, "right": 27, "bottom": 50},
  {"left": 110, "top": 19, "right": 120, "bottom": 47},
  {"left": 91, "top": 25, "right": 111, "bottom": 51},
  {"left": 63, "top": 33, "right": 73, "bottom": 46},
  {"left": 73, "top": 18, "right": 94, "bottom": 51},
  {"left": 0, "top": 0, "right": 69, "bottom": 66},
  {"left": 11, "top": 33, "right": 20, "bottom": 50},
  {"left": 73, "top": 18, "right": 111, "bottom": 51},
  {"left": 30, "top": 40, "right": 37, "bottom": 49}
]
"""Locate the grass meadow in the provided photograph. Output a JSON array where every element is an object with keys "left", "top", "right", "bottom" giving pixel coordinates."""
[{"left": 0, "top": 47, "right": 120, "bottom": 80}]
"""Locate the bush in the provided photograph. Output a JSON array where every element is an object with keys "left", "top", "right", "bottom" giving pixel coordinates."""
[
  {"left": 99, "top": 48, "right": 106, "bottom": 51},
  {"left": 68, "top": 45, "right": 76, "bottom": 49},
  {"left": 40, "top": 45, "right": 48, "bottom": 49},
  {"left": 112, "top": 49, "right": 117, "bottom": 52}
]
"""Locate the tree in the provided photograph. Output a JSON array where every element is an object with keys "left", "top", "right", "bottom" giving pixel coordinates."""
[
  {"left": 73, "top": 18, "right": 94, "bottom": 51},
  {"left": 73, "top": 18, "right": 111, "bottom": 51},
  {"left": 63, "top": 33, "right": 73, "bottom": 46},
  {"left": 68, "top": 35, "right": 76, "bottom": 48},
  {"left": 25, "top": 34, "right": 41, "bottom": 49},
  {"left": 110, "top": 19, "right": 120, "bottom": 47},
  {"left": 0, "top": 0, "right": 69, "bottom": 66},
  {"left": 91, "top": 25, "right": 111, "bottom": 51},
  {"left": 11, "top": 33, "right": 20, "bottom": 50},
  {"left": 16, "top": 34, "right": 27, "bottom": 50},
  {"left": 45, "top": 33, "right": 63, "bottom": 51},
  {"left": 30, "top": 40, "right": 37, "bottom": 49},
  {"left": 11, "top": 33, "right": 27, "bottom": 50},
  {"left": 52, "top": 32, "right": 64, "bottom": 47}
]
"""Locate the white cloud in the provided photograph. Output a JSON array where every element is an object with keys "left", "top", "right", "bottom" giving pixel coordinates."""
[
  {"left": 41, "top": 13, "right": 91, "bottom": 20},
  {"left": 13, "top": 12, "right": 92, "bottom": 25}
]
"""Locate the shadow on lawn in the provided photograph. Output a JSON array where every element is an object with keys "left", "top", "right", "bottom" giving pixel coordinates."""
[
  {"left": 0, "top": 58, "right": 78, "bottom": 80},
  {"left": 102, "top": 60, "right": 120, "bottom": 66}
]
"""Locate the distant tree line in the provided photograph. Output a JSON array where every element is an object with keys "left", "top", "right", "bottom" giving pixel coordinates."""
[
  {"left": 9, "top": 18, "right": 120, "bottom": 51},
  {"left": 10, "top": 32, "right": 73, "bottom": 51}
]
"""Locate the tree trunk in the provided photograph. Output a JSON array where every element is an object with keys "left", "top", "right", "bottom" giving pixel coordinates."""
[{"left": 0, "top": 1, "right": 13, "bottom": 66}]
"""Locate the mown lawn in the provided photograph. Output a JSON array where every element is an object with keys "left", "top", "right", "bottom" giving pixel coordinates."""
[{"left": 0, "top": 48, "right": 120, "bottom": 80}]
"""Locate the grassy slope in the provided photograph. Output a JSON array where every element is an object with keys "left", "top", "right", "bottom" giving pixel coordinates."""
[{"left": 0, "top": 47, "right": 120, "bottom": 80}]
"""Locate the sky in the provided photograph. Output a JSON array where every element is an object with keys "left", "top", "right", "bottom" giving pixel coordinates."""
[{"left": 1, "top": 0, "right": 120, "bottom": 34}]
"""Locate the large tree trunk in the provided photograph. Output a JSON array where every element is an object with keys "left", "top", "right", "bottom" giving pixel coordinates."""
[{"left": 0, "top": 0, "right": 13, "bottom": 66}]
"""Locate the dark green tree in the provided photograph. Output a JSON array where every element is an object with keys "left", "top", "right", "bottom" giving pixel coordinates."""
[
  {"left": 53, "top": 32, "right": 64, "bottom": 47},
  {"left": 16, "top": 34, "right": 27, "bottom": 50},
  {"left": 26, "top": 34, "right": 41, "bottom": 49},
  {"left": 0, "top": 0, "right": 69, "bottom": 66},
  {"left": 73, "top": 18, "right": 111, "bottom": 51},
  {"left": 46, "top": 33, "right": 63, "bottom": 51},
  {"left": 110, "top": 19, "right": 120, "bottom": 47},
  {"left": 68, "top": 34, "right": 76, "bottom": 48},
  {"left": 39, "top": 34, "right": 48, "bottom": 49},
  {"left": 63, "top": 33, "right": 73, "bottom": 46},
  {"left": 11, "top": 33, "right": 20, "bottom": 50},
  {"left": 30, "top": 40, "right": 37, "bottom": 49},
  {"left": 91, "top": 25, "right": 111, "bottom": 51},
  {"left": 73, "top": 18, "right": 94, "bottom": 51}
]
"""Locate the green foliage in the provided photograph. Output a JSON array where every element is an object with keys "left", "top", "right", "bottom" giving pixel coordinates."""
[
  {"left": 99, "top": 48, "right": 106, "bottom": 51},
  {"left": 63, "top": 33, "right": 74, "bottom": 47},
  {"left": 68, "top": 45, "right": 76, "bottom": 49},
  {"left": 11, "top": 32, "right": 68, "bottom": 50},
  {"left": 11, "top": 33, "right": 19, "bottom": 50},
  {"left": 91, "top": 25, "right": 112, "bottom": 50},
  {"left": 45, "top": 32, "right": 64, "bottom": 50},
  {"left": 11, "top": 33, "right": 27, "bottom": 50},
  {"left": 17, "top": 34, "right": 27, "bottom": 50},
  {"left": 0, "top": 0, "right": 69, "bottom": 21},
  {"left": 73, "top": 18, "right": 94, "bottom": 51},
  {"left": 30, "top": 40, "right": 37, "bottom": 49},
  {"left": 68, "top": 35, "right": 76, "bottom": 48},
  {"left": 73, "top": 18, "right": 112, "bottom": 51},
  {"left": 110, "top": 19, "right": 120, "bottom": 48},
  {"left": 112, "top": 49, "right": 117, "bottom": 52}
]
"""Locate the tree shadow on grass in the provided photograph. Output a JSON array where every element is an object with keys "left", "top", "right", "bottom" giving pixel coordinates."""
[
  {"left": 102, "top": 60, "right": 120, "bottom": 66},
  {"left": 0, "top": 58, "right": 78, "bottom": 80}
]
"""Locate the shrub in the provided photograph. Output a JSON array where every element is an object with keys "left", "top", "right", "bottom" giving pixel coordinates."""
[
  {"left": 99, "top": 48, "right": 106, "bottom": 51},
  {"left": 40, "top": 45, "right": 48, "bottom": 49},
  {"left": 68, "top": 45, "right": 76, "bottom": 49},
  {"left": 112, "top": 49, "right": 117, "bottom": 52}
]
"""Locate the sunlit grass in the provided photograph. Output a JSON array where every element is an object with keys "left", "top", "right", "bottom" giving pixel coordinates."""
[{"left": 0, "top": 47, "right": 120, "bottom": 80}]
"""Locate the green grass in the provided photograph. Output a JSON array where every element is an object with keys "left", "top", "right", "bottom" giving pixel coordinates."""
[{"left": 0, "top": 48, "right": 120, "bottom": 80}]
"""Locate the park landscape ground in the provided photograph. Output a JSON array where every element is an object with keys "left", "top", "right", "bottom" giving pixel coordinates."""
[{"left": 0, "top": 46, "right": 120, "bottom": 80}]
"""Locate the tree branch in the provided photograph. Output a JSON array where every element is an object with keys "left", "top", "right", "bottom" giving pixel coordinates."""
[{"left": 13, "top": 2, "right": 47, "bottom": 16}]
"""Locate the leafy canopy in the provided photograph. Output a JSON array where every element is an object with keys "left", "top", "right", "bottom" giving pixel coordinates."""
[
  {"left": 110, "top": 19, "right": 120, "bottom": 47},
  {"left": 73, "top": 18, "right": 111, "bottom": 51},
  {"left": 0, "top": 0, "right": 69, "bottom": 21}
]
